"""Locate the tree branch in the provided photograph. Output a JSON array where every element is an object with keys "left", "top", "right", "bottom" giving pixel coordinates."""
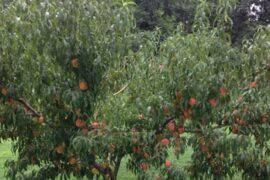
[
  {"left": 17, "top": 98, "right": 42, "bottom": 117},
  {"left": 156, "top": 116, "right": 175, "bottom": 134},
  {"left": 0, "top": 80, "right": 42, "bottom": 118},
  {"left": 93, "top": 162, "right": 114, "bottom": 180}
]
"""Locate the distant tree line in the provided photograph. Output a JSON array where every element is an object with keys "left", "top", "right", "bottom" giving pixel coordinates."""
[{"left": 134, "top": 0, "right": 270, "bottom": 44}]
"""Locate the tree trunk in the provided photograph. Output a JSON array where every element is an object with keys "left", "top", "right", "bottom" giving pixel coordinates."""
[
  {"left": 103, "top": 156, "right": 123, "bottom": 180},
  {"left": 163, "top": 0, "right": 171, "bottom": 16},
  {"left": 112, "top": 157, "right": 122, "bottom": 180}
]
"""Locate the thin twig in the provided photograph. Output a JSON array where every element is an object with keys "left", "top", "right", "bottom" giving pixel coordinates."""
[
  {"left": 113, "top": 83, "right": 129, "bottom": 96},
  {"left": 156, "top": 116, "right": 175, "bottom": 134}
]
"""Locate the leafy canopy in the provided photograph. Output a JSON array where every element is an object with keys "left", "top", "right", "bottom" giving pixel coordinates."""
[{"left": 1, "top": 0, "right": 270, "bottom": 179}]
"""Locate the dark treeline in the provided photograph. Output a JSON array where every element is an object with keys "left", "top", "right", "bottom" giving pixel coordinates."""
[{"left": 134, "top": 0, "right": 270, "bottom": 44}]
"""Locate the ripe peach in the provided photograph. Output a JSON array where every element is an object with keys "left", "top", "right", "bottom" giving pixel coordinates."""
[
  {"left": 165, "top": 160, "right": 171, "bottom": 168},
  {"left": 188, "top": 97, "right": 197, "bottom": 106},
  {"left": 71, "top": 58, "right": 79, "bottom": 68},
  {"left": 91, "top": 121, "right": 99, "bottom": 129},
  {"left": 250, "top": 81, "right": 257, "bottom": 88},
  {"left": 140, "top": 162, "right": 148, "bottom": 171},
  {"left": 75, "top": 119, "right": 86, "bottom": 128},
  {"left": 167, "top": 122, "right": 175, "bottom": 131},
  {"left": 219, "top": 87, "right": 226, "bottom": 97},
  {"left": 161, "top": 138, "right": 170, "bottom": 146},
  {"left": 208, "top": 98, "right": 217, "bottom": 107},
  {"left": 79, "top": 80, "right": 88, "bottom": 91}
]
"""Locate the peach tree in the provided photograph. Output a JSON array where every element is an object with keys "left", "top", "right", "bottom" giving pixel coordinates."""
[{"left": 1, "top": 0, "right": 270, "bottom": 179}]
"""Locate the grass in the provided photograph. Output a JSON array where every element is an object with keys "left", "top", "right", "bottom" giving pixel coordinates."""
[
  {"left": 0, "top": 141, "right": 13, "bottom": 179},
  {"left": 0, "top": 141, "right": 192, "bottom": 180}
]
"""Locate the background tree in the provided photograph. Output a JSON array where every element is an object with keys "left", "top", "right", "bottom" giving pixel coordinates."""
[
  {"left": 134, "top": 0, "right": 270, "bottom": 43},
  {"left": 232, "top": 0, "right": 270, "bottom": 43}
]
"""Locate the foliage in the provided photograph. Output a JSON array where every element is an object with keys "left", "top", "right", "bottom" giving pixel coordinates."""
[
  {"left": 1, "top": 0, "right": 270, "bottom": 180},
  {"left": 134, "top": 0, "right": 270, "bottom": 44},
  {"left": 0, "top": 0, "right": 136, "bottom": 179}
]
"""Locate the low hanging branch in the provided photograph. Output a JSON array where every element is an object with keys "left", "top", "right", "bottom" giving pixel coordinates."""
[
  {"left": 0, "top": 80, "right": 42, "bottom": 118},
  {"left": 155, "top": 116, "right": 203, "bottom": 134}
]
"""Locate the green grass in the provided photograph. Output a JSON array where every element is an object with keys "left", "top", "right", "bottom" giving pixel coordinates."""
[
  {"left": 0, "top": 141, "right": 13, "bottom": 179},
  {"left": 118, "top": 158, "right": 136, "bottom": 180},
  {"left": 0, "top": 142, "right": 138, "bottom": 179},
  {"left": 0, "top": 142, "right": 192, "bottom": 180}
]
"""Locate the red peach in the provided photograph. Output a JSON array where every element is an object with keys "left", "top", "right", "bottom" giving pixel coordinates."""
[
  {"left": 208, "top": 98, "right": 217, "bottom": 107},
  {"left": 75, "top": 119, "right": 86, "bottom": 128},
  {"left": 167, "top": 122, "right": 175, "bottom": 131},
  {"left": 140, "top": 162, "right": 149, "bottom": 171},
  {"left": 219, "top": 86, "right": 226, "bottom": 97},
  {"left": 250, "top": 81, "right": 257, "bottom": 88},
  {"left": 161, "top": 138, "right": 170, "bottom": 146},
  {"left": 188, "top": 97, "right": 197, "bottom": 106},
  {"left": 165, "top": 160, "right": 171, "bottom": 168},
  {"left": 91, "top": 121, "right": 99, "bottom": 129}
]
